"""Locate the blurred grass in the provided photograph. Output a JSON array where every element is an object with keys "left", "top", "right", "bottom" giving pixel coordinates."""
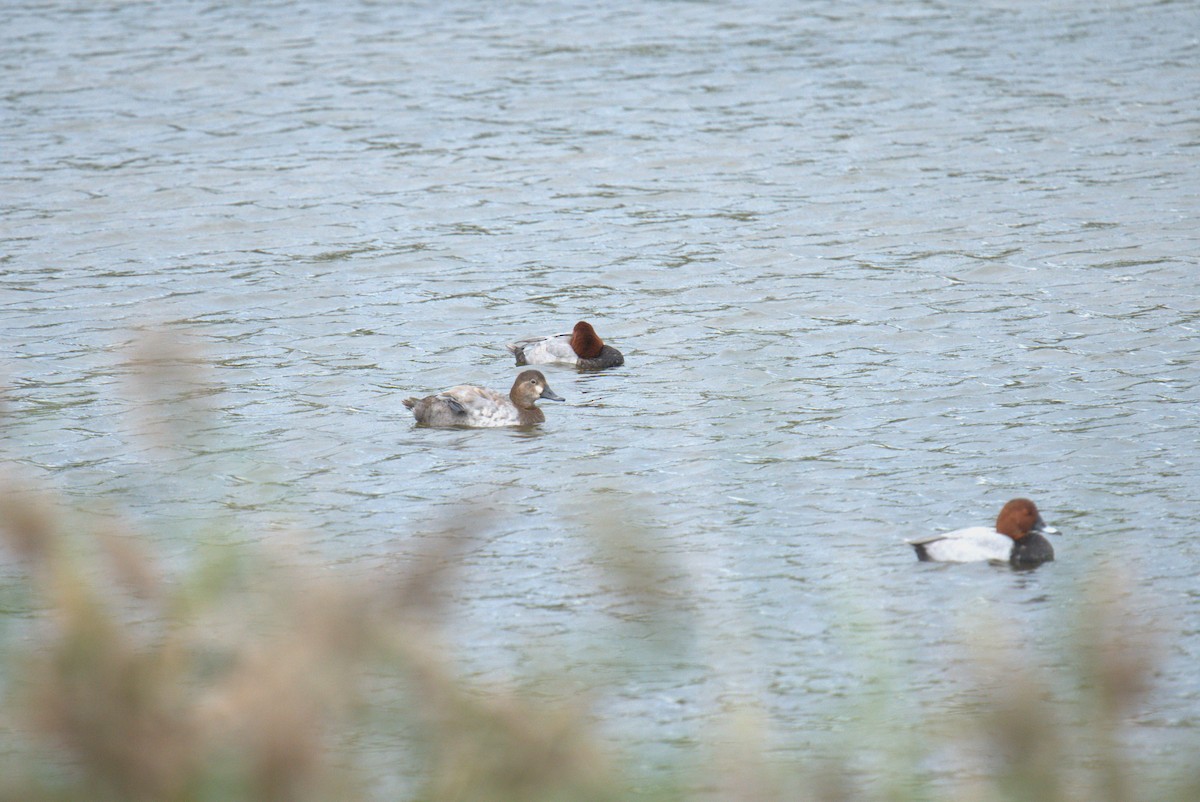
[
  {"left": 0, "top": 478, "right": 627, "bottom": 802},
  {"left": 3, "top": 474, "right": 1199, "bottom": 802},
  {"left": 2, "top": 340, "right": 1198, "bottom": 801}
]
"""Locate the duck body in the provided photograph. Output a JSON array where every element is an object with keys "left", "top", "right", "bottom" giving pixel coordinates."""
[
  {"left": 506, "top": 321, "right": 624, "bottom": 370},
  {"left": 403, "top": 370, "right": 563, "bottom": 427},
  {"left": 907, "top": 498, "right": 1059, "bottom": 568}
]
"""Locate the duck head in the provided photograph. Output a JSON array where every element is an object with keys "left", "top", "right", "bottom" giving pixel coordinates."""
[
  {"left": 509, "top": 370, "right": 564, "bottom": 409},
  {"left": 995, "top": 498, "right": 1059, "bottom": 541},
  {"left": 569, "top": 321, "right": 605, "bottom": 359}
]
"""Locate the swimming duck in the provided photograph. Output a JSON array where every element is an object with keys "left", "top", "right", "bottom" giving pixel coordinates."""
[
  {"left": 907, "top": 498, "right": 1060, "bottom": 568},
  {"left": 403, "top": 370, "right": 564, "bottom": 427},
  {"left": 506, "top": 321, "right": 624, "bottom": 370}
]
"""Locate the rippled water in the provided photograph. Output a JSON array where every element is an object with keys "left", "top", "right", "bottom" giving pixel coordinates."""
[{"left": 4, "top": 0, "right": 1199, "bottom": 789}]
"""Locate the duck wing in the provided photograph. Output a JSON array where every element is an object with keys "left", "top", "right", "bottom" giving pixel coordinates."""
[
  {"left": 438, "top": 385, "right": 519, "bottom": 426},
  {"left": 505, "top": 333, "right": 576, "bottom": 365},
  {"left": 907, "top": 527, "right": 1011, "bottom": 563}
]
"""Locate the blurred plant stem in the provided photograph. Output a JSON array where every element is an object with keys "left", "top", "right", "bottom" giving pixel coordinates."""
[
  {"left": 0, "top": 480, "right": 628, "bottom": 802},
  {"left": 1, "top": 472, "right": 1195, "bottom": 801}
]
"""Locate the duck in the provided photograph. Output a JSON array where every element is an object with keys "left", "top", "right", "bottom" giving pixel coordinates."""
[
  {"left": 403, "top": 370, "right": 564, "bottom": 427},
  {"left": 907, "top": 498, "right": 1060, "bottom": 568},
  {"left": 506, "top": 321, "right": 624, "bottom": 370}
]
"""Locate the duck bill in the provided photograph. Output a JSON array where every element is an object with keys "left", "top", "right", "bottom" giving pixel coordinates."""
[
  {"left": 1034, "top": 516, "right": 1060, "bottom": 535},
  {"left": 539, "top": 387, "right": 565, "bottom": 402}
]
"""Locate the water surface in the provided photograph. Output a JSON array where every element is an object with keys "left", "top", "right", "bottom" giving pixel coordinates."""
[{"left": 3, "top": 0, "right": 1199, "bottom": 791}]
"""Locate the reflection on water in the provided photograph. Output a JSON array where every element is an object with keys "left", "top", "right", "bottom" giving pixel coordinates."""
[{"left": 3, "top": 0, "right": 1199, "bottom": 788}]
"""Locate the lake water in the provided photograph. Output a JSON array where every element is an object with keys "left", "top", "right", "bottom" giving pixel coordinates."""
[{"left": 3, "top": 0, "right": 1199, "bottom": 793}]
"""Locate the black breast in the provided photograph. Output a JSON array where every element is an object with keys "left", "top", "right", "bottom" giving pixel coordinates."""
[{"left": 1009, "top": 533, "right": 1054, "bottom": 567}]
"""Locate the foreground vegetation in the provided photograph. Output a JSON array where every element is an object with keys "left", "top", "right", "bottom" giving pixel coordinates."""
[{"left": 2, "top": 473, "right": 1197, "bottom": 802}]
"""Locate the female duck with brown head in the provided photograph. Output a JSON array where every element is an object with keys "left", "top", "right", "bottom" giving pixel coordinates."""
[
  {"left": 506, "top": 321, "right": 624, "bottom": 370},
  {"left": 907, "top": 498, "right": 1060, "bottom": 568},
  {"left": 403, "top": 370, "right": 564, "bottom": 427}
]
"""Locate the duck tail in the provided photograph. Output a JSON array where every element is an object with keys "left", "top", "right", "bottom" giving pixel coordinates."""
[{"left": 506, "top": 343, "right": 527, "bottom": 365}]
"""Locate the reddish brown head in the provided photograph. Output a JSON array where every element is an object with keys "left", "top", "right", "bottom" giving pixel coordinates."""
[
  {"left": 569, "top": 321, "right": 605, "bottom": 359},
  {"left": 995, "top": 498, "right": 1051, "bottom": 541}
]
